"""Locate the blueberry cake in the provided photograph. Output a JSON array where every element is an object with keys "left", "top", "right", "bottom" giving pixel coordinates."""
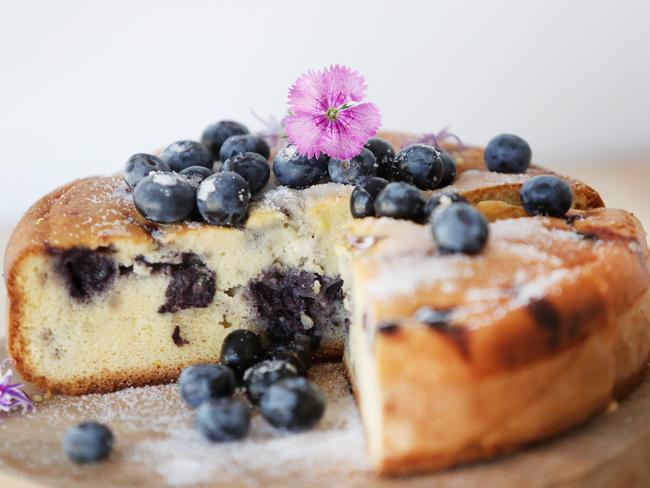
[{"left": 5, "top": 128, "right": 649, "bottom": 475}]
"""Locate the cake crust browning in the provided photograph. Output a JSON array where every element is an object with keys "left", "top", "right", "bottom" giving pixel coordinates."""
[{"left": 347, "top": 209, "right": 650, "bottom": 475}]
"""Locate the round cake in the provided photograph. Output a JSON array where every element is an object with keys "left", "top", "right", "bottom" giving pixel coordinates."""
[{"left": 4, "top": 123, "right": 649, "bottom": 476}]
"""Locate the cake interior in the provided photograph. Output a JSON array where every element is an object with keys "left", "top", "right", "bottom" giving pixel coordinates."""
[{"left": 10, "top": 183, "right": 354, "bottom": 392}]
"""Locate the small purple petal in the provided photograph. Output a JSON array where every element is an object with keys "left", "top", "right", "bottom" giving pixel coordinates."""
[{"left": 0, "top": 359, "right": 34, "bottom": 417}]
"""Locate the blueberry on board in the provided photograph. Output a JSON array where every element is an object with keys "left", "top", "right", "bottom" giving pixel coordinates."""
[
  {"left": 221, "top": 152, "right": 271, "bottom": 195},
  {"left": 350, "top": 176, "right": 389, "bottom": 218},
  {"left": 197, "top": 172, "right": 251, "bottom": 226},
  {"left": 178, "top": 364, "right": 236, "bottom": 408},
  {"left": 159, "top": 140, "right": 213, "bottom": 172},
  {"left": 123, "top": 153, "right": 170, "bottom": 189},
  {"left": 439, "top": 151, "right": 457, "bottom": 186},
  {"left": 259, "top": 377, "right": 325, "bottom": 432},
  {"left": 520, "top": 175, "right": 573, "bottom": 217},
  {"left": 243, "top": 359, "right": 299, "bottom": 405},
  {"left": 133, "top": 171, "right": 196, "bottom": 224},
  {"left": 424, "top": 192, "right": 468, "bottom": 219},
  {"left": 195, "top": 398, "right": 250, "bottom": 442},
  {"left": 484, "top": 134, "right": 532, "bottom": 173},
  {"left": 431, "top": 202, "right": 489, "bottom": 255},
  {"left": 328, "top": 148, "right": 378, "bottom": 185},
  {"left": 63, "top": 422, "right": 113, "bottom": 464},
  {"left": 220, "top": 329, "right": 264, "bottom": 379},
  {"left": 266, "top": 342, "right": 312, "bottom": 376},
  {"left": 364, "top": 137, "right": 396, "bottom": 180},
  {"left": 201, "top": 121, "right": 249, "bottom": 161},
  {"left": 179, "top": 165, "right": 213, "bottom": 188},
  {"left": 219, "top": 134, "right": 270, "bottom": 162},
  {"left": 272, "top": 145, "right": 329, "bottom": 188},
  {"left": 373, "top": 182, "right": 426, "bottom": 222},
  {"left": 394, "top": 144, "right": 445, "bottom": 190}
]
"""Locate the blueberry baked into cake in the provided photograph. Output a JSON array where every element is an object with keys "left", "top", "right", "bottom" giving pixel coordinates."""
[{"left": 5, "top": 66, "right": 650, "bottom": 475}]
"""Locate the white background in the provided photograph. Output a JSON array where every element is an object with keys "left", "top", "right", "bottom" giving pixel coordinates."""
[{"left": 1, "top": 0, "right": 649, "bottom": 221}]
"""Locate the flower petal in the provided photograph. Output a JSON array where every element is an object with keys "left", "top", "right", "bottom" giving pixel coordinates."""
[
  {"left": 284, "top": 112, "right": 328, "bottom": 159},
  {"left": 319, "top": 102, "right": 382, "bottom": 159}
]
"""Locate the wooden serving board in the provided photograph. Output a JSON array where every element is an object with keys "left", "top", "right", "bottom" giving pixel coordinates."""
[{"left": 1, "top": 335, "right": 649, "bottom": 488}]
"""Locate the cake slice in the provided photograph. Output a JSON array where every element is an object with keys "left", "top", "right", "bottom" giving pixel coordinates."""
[{"left": 345, "top": 208, "right": 650, "bottom": 474}]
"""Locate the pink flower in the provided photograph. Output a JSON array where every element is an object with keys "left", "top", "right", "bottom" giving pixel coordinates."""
[{"left": 284, "top": 65, "right": 381, "bottom": 160}]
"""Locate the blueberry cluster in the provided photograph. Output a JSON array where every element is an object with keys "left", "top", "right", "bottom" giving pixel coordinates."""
[
  {"left": 124, "top": 120, "right": 271, "bottom": 227},
  {"left": 63, "top": 330, "right": 324, "bottom": 462},
  {"left": 180, "top": 329, "right": 325, "bottom": 442}
]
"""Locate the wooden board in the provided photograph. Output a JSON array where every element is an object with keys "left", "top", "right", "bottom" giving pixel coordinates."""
[{"left": 1, "top": 335, "right": 650, "bottom": 488}]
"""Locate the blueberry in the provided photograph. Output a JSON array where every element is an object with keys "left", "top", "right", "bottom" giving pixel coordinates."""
[
  {"left": 179, "top": 165, "right": 213, "bottom": 188},
  {"left": 133, "top": 171, "right": 196, "bottom": 224},
  {"left": 178, "top": 364, "right": 236, "bottom": 408},
  {"left": 431, "top": 202, "right": 489, "bottom": 255},
  {"left": 197, "top": 172, "right": 251, "bottom": 226},
  {"left": 272, "top": 145, "right": 329, "bottom": 188},
  {"left": 221, "top": 152, "right": 271, "bottom": 195},
  {"left": 328, "top": 148, "right": 378, "bottom": 185},
  {"left": 266, "top": 342, "right": 312, "bottom": 376},
  {"left": 484, "top": 134, "right": 532, "bottom": 173},
  {"left": 63, "top": 422, "right": 113, "bottom": 464},
  {"left": 520, "top": 175, "right": 573, "bottom": 217},
  {"left": 373, "top": 182, "right": 426, "bottom": 222},
  {"left": 350, "top": 176, "right": 389, "bottom": 218},
  {"left": 243, "top": 359, "right": 299, "bottom": 405},
  {"left": 201, "top": 121, "right": 249, "bottom": 161},
  {"left": 123, "top": 153, "right": 170, "bottom": 189},
  {"left": 395, "top": 144, "right": 445, "bottom": 190},
  {"left": 220, "top": 329, "right": 264, "bottom": 379},
  {"left": 439, "top": 151, "right": 457, "bottom": 186},
  {"left": 259, "top": 377, "right": 325, "bottom": 432},
  {"left": 424, "top": 192, "right": 468, "bottom": 219},
  {"left": 195, "top": 398, "right": 250, "bottom": 442},
  {"left": 159, "top": 140, "right": 213, "bottom": 172},
  {"left": 364, "top": 137, "right": 396, "bottom": 180},
  {"left": 219, "top": 134, "right": 270, "bottom": 162}
]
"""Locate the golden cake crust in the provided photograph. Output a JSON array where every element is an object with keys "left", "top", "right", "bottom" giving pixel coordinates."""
[{"left": 346, "top": 208, "right": 650, "bottom": 475}]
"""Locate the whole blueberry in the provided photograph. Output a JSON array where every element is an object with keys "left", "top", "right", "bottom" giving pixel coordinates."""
[
  {"left": 179, "top": 165, "right": 213, "bottom": 188},
  {"left": 520, "top": 175, "right": 573, "bottom": 217},
  {"left": 431, "top": 202, "right": 489, "bottom": 255},
  {"left": 243, "top": 359, "right": 299, "bottom": 405},
  {"left": 439, "top": 151, "right": 457, "bottom": 186},
  {"left": 259, "top": 377, "right": 325, "bottom": 432},
  {"left": 159, "top": 140, "right": 213, "bottom": 172},
  {"left": 178, "top": 364, "right": 236, "bottom": 408},
  {"left": 484, "top": 134, "right": 532, "bottom": 173},
  {"left": 395, "top": 144, "right": 445, "bottom": 190},
  {"left": 123, "top": 153, "right": 170, "bottom": 189},
  {"left": 328, "top": 148, "right": 378, "bottom": 185},
  {"left": 197, "top": 172, "right": 251, "bottom": 226},
  {"left": 201, "top": 121, "right": 249, "bottom": 160},
  {"left": 195, "top": 398, "right": 250, "bottom": 442},
  {"left": 273, "top": 145, "right": 329, "bottom": 188},
  {"left": 219, "top": 134, "right": 270, "bottom": 162},
  {"left": 266, "top": 342, "right": 312, "bottom": 376},
  {"left": 220, "top": 329, "right": 264, "bottom": 379},
  {"left": 374, "top": 182, "right": 426, "bottom": 222},
  {"left": 133, "top": 171, "right": 196, "bottom": 224},
  {"left": 221, "top": 152, "right": 271, "bottom": 195},
  {"left": 364, "top": 137, "right": 396, "bottom": 180},
  {"left": 63, "top": 422, "right": 113, "bottom": 464},
  {"left": 424, "top": 192, "right": 468, "bottom": 219},
  {"left": 350, "top": 176, "right": 389, "bottom": 218}
]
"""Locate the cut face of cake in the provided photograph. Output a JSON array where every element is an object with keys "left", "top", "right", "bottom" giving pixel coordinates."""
[{"left": 5, "top": 131, "right": 648, "bottom": 476}]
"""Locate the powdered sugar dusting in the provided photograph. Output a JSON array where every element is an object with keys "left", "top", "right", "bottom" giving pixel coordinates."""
[{"left": 0, "top": 364, "right": 369, "bottom": 487}]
